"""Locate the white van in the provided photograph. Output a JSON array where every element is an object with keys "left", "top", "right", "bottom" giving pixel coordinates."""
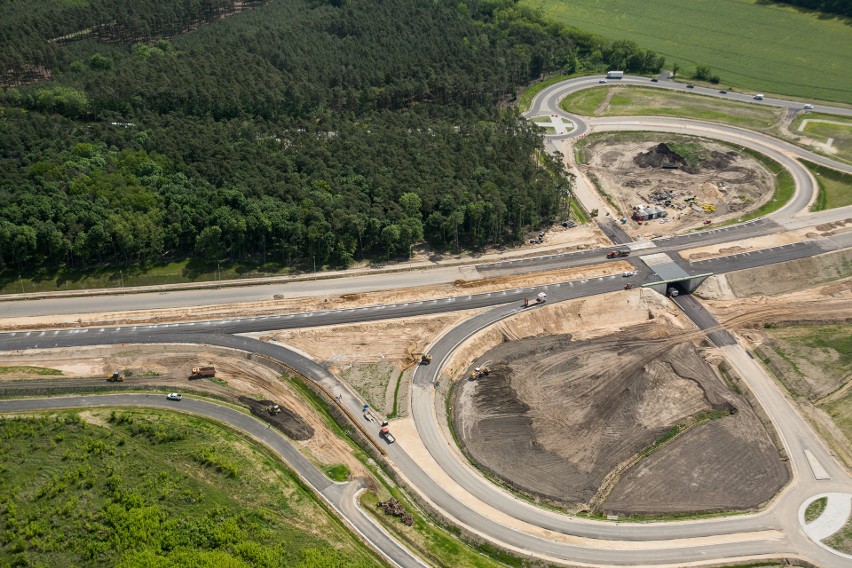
[{"left": 753, "top": 94, "right": 764, "bottom": 100}]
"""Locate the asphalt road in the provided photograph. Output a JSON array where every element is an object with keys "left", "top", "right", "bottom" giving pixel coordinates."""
[{"left": 2, "top": 75, "right": 851, "bottom": 566}]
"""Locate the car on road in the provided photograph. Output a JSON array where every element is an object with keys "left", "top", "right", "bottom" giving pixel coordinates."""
[
  {"left": 622, "top": 271, "right": 635, "bottom": 277},
  {"left": 167, "top": 393, "right": 182, "bottom": 401},
  {"left": 650, "top": 78, "right": 658, "bottom": 82},
  {"left": 753, "top": 93, "right": 764, "bottom": 100},
  {"left": 599, "top": 79, "right": 607, "bottom": 84},
  {"left": 803, "top": 103, "right": 814, "bottom": 110},
  {"left": 719, "top": 90, "right": 727, "bottom": 94},
  {"left": 686, "top": 84, "right": 695, "bottom": 89}
]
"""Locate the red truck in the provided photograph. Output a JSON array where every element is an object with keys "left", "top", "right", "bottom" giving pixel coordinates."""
[
  {"left": 379, "top": 427, "right": 396, "bottom": 444},
  {"left": 606, "top": 249, "right": 630, "bottom": 259}
]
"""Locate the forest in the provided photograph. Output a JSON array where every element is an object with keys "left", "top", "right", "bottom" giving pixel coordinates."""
[{"left": 0, "top": 0, "right": 665, "bottom": 277}]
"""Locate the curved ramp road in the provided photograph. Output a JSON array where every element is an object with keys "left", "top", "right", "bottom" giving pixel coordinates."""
[{"left": 2, "top": 76, "right": 852, "bottom": 566}]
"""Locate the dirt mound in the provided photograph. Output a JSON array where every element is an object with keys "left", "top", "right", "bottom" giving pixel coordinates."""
[
  {"left": 239, "top": 396, "right": 314, "bottom": 440},
  {"left": 633, "top": 143, "right": 686, "bottom": 169},
  {"left": 452, "top": 326, "right": 788, "bottom": 513}
]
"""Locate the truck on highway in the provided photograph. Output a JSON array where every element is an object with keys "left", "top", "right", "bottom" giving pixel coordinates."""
[
  {"left": 523, "top": 292, "right": 547, "bottom": 307},
  {"left": 606, "top": 70, "right": 624, "bottom": 79},
  {"left": 189, "top": 366, "right": 216, "bottom": 379},
  {"left": 379, "top": 427, "right": 396, "bottom": 444},
  {"left": 606, "top": 249, "right": 630, "bottom": 259}
]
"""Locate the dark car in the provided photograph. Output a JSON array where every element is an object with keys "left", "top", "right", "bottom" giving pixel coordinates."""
[
  {"left": 686, "top": 84, "right": 695, "bottom": 89},
  {"left": 650, "top": 78, "right": 659, "bottom": 82},
  {"left": 719, "top": 90, "right": 727, "bottom": 94}
]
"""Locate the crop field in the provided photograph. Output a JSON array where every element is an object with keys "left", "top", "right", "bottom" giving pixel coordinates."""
[
  {"left": 522, "top": 0, "right": 852, "bottom": 104},
  {"left": 561, "top": 86, "right": 782, "bottom": 130},
  {"left": 0, "top": 410, "right": 381, "bottom": 568}
]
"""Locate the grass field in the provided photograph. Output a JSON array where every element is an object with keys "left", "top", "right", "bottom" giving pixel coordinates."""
[
  {"left": 0, "top": 366, "right": 62, "bottom": 376},
  {"left": 805, "top": 160, "right": 852, "bottom": 211},
  {"left": 522, "top": 0, "right": 852, "bottom": 104},
  {"left": 0, "top": 410, "right": 382, "bottom": 567},
  {"left": 561, "top": 86, "right": 783, "bottom": 130}
]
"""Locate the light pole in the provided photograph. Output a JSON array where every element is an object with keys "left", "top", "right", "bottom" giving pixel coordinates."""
[
  {"left": 18, "top": 274, "right": 24, "bottom": 294},
  {"left": 216, "top": 262, "right": 221, "bottom": 285}
]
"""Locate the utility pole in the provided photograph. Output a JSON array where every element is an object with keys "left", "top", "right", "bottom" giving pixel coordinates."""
[{"left": 18, "top": 274, "right": 24, "bottom": 294}]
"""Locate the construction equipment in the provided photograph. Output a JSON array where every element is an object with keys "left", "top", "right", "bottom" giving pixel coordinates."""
[
  {"left": 468, "top": 367, "right": 491, "bottom": 380},
  {"left": 701, "top": 203, "right": 715, "bottom": 212},
  {"left": 624, "top": 283, "right": 633, "bottom": 290},
  {"left": 420, "top": 354, "right": 432, "bottom": 365},
  {"left": 107, "top": 371, "right": 124, "bottom": 382},
  {"left": 189, "top": 366, "right": 216, "bottom": 379},
  {"left": 266, "top": 404, "right": 281, "bottom": 415},
  {"left": 607, "top": 249, "right": 630, "bottom": 259}
]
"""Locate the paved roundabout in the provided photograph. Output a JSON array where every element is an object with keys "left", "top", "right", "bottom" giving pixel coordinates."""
[{"left": 2, "top": 75, "right": 851, "bottom": 567}]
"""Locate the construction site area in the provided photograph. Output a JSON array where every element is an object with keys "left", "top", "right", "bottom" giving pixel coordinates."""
[
  {"left": 578, "top": 133, "right": 774, "bottom": 237},
  {"left": 449, "top": 250, "right": 851, "bottom": 516}
]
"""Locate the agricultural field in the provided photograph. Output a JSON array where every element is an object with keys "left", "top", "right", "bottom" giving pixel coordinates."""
[
  {"left": 523, "top": 0, "right": 852, "bottom": 104},
  {"left": 562, "top": 86, "right": 783, "bottom": 130},
  {"left": 0, "top": 410, "right": 382, "bottom": 568}
]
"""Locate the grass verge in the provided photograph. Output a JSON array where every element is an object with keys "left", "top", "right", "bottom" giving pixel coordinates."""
[
  {"left": 0, "top": 366, "right": 63, "bottom": 376},
  {"left": 805, "top": 497, "right": 827, "bottom": 522},
  {"left": 517, "top": 72, "right": 578, "bottom": 113},
  {"left": 803, "top": 160, "right": 852, "bottom": 211}
]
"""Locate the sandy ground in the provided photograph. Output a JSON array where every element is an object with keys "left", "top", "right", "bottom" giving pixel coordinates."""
[
  {"left": 580, "top": 134, "right": 773, "bottom": 238},
  {"left": 0, "top": 345, "right": 369, "bottom": 479}
]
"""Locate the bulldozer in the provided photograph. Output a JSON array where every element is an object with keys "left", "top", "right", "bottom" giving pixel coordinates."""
[
  {"left": 266, "top": 404, "right": 281, "bottom": 416},
  {"left": 106, "top": 371, "right": 124, "bottom": 382}
]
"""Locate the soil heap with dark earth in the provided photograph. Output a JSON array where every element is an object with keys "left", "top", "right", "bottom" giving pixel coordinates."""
[{"left": 452, "top": 325, "right": 789, "bottom": 514}]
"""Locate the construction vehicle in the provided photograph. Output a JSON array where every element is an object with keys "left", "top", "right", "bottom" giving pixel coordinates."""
[
  {"left": 107, "top": 371, "right": 124, "bottom": 382},
  {"left": 468, "top": 367, "right": 491, "bottom": 380},
  {"left": 523, "top": 292, "right": 547, "bottom": 308},
  {"left": 607, "top": 249, "right": 630, "bottom": 259},
  {"left": 624, "top": 283, "right": 633, "bottom": 290},
  {"left": 189, "top": 366, "right": 216, "bottom": 379},
  {"left": 266, "top": 404, "right": 281, "bottom": 415},
  {"left": 701, "top": 203, "right": 715, "bottom": 212},
  {"left": 379, "top": 427, "right": 396, "bottom": 444},
  {"left": 420, "top": 354, "right": 432, "bottom": 365}
]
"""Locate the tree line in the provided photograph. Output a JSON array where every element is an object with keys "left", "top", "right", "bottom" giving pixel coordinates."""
[{"left": 0, "top": 0, "right": 666, "bottom": 276}]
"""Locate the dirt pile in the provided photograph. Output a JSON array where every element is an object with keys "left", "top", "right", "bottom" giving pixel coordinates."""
[
  {"left": 239, "top": 396, "right": 314, "bottom": 440},
  {"left": 452, "top": 325, "right": 789, "bottom": 514},
  {"left": 633, "top": 143, "right": 687, "bottom": 169}
]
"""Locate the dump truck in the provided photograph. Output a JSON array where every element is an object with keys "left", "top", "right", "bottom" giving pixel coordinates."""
[
  {"left": 107, "top": 371, "right": 124, "bottom": 382},
  {"left": 607, "top": 249, "right": 630, "bottom": 259},
  {"left": 189, "top": 366, "right": 216, "bottom": 379},
  {"left": 379, "top": 427, "right": 396, "bottom": 444}
]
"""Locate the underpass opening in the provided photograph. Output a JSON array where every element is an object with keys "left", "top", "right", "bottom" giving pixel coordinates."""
[{"left": 642, "top": 273, "right": 713, "bottom": 297}]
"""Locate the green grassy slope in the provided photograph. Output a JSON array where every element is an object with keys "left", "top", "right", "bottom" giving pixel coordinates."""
[{"left": 522, "top": 0, "right": 852, "bottom": 104}]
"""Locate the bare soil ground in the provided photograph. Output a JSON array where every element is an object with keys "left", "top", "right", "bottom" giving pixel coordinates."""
[
  {"left": 581, "top": 134, "right": 773, "bottom": 238},
  {"left": 0, "top": 345, "right": 368, "bottom": 478},
  {"left": 452, "top": 324, "right": 788, "bottom": 514}
]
